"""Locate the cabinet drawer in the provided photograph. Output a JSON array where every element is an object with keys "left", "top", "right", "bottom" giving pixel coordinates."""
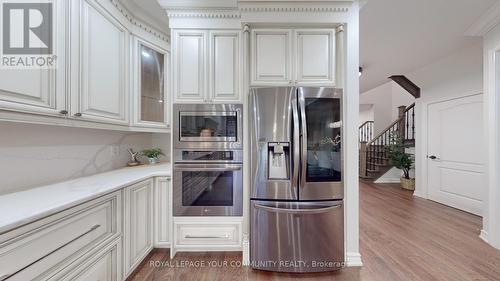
[
  {"left": 175, "top": 222, "right": 241, "bottom": 247},
  {"left": 0, "top": 193, "right": 119, "bottom": 280},
  {"left": 53, "top": 240, "right": 121, "bottom": 281}
]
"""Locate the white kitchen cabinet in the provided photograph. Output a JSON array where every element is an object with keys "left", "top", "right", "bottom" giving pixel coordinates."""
[
  {"left": 67, "top": 244, "right": 119, "bottom": 281},
  {"left": 0, "top": 0, "right": 171, "bottom": 132},
  {"left": 0, "top": 192, "right": 121, "bottom": 281},
  {"left": 209, "top": 30, "right": 241, "bottom": 102},
  {"left": 49, "top": 240, "right": 122, "bottom": 281},
  {"left": 251, "top": 28, "right": 336, "bottom": 86},
  {"left": 132, "top": 37, "right": 170, "bottom": 129},
  {"left": 295, "top": 29, "right": 335, "bottom": 85},
  {"left": 172, "top": 217, "right": 242, "bottom": 253},
  {"left": 173, "top": 29, "right": 242, "bottom": 103},
  {"left": 124, "top": 179, "right": 154, "bottom": 277},
  {"left": 251, "top": 29, "right": 292, "bottom": 86},
  {"left": 172, "top": 30, "right": 206, "bottom": 103},
  {"left": 154, "top": 177, "right": 171, "bottom": 248},
  {"left": 0, "top": 0, "right": 67, "bottom": 117},
  {"left": 70, "top": 0, "right": 129, "bottom": 125}
]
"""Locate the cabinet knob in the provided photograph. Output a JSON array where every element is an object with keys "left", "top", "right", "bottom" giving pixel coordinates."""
[
  {"left": 74, "top": 113, "right": 82, "bottom": 117},
  {"left": 59, "top": 110, "right": 68, "bottom": 115}
]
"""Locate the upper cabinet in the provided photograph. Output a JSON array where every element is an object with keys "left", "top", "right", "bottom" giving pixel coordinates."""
[
  {"left": 0, "top": 0, "right": 170, "bottom": 132},
  {"left": 0, "top": 0, "right": 66, "bottom": 117},
  {"left": 251, "top": 28, "right": 336, "bottom": 87},
  {"left": 133, "top": 38, "right": 170, "bottom": 129},
  {"left": 209, "top": 31, "right": 241, "bottom": 103},
  {"left": 172, "top": 30, "right": 206, "bottom": 102},
  {"left": 70, "top": 0, "right": 129, "bottom": 125},
  {"left": 251, "top": 29, "right": 292, "bottom": 86},
  {"left": 173, "top": 29, "right": 242, "bottom": 103},
  {"left": 295, "top": 29, "right": 335, "bottom": 85}
]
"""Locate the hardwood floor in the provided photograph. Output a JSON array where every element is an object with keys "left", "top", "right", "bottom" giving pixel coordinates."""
[{"left": 128, "top": 181, "right": 500, "bottom": 281}]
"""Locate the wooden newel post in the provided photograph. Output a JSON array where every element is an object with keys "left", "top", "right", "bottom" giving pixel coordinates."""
[
  {"left": 359, "top": 141, "right": 367, "bottom": 177},
  {"left": 398, "top": 105, "right": 407, "bottom": 142}
]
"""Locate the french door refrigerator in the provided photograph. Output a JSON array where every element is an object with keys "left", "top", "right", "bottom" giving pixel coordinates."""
[{"left": 250, "top": 87, "right": 344, "bottom": 273}]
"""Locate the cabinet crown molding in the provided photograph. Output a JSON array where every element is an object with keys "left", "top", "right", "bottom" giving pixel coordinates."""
[
  {"left": 109, "top": 0, "right": 170, "bottom": 43},
  {"left": 166, "top": 10, "right": 241, "bottom": 19},
  {"left": 162, "top": 0, "right": 353, "bottom": 23},
  {"left": 239, "top": 6, "right": 349, "bottom": 13}
]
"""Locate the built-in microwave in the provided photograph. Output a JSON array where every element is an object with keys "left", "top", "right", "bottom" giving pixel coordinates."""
[{"left": 173, "top": 104, "right": 243, "bottom": 149}]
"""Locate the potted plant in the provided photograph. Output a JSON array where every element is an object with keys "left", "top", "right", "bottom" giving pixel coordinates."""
[
  {"left": 387, "top": 134, "right": 415, "bottom": 190},
  {"left": 141, "top": 148, "right": 164, "bottom": 165}
]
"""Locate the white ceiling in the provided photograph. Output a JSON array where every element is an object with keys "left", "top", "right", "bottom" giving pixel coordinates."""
[
  {"left": 119, "top": 0, "right": 170, "bottom": 33},
  {"left": 360, "top": 0, "right": 497, "bottom": 92}
]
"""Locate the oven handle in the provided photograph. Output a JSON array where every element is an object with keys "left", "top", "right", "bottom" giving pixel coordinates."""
[{"left": 174, "top": 164, "right": 242, "bottom": 172}]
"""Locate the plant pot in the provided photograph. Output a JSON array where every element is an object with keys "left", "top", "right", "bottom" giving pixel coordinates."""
[
  {"left": 147, "top": 157, "right": 158, "bottom": 165},
  {"left": 400, "top": 177, "right": 415, "bottom": 191}
]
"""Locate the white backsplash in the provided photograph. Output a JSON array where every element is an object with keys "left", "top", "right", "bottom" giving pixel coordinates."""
[{"left": 0, "top": 122, "right": 170, "bottom": 195}]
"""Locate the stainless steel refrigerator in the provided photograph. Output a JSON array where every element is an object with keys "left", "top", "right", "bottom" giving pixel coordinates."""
[{"left": 250, "top": 87, "right": 344, "bottom": 273}]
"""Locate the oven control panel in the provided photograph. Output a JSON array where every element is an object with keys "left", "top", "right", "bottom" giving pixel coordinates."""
[{"left": 182, "top": 151, "right": 234, "bottom": 161}]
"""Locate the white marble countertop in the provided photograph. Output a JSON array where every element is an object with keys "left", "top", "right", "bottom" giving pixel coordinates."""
[{"left": 0, "top": 163, "right": 171, "bottom": 234}]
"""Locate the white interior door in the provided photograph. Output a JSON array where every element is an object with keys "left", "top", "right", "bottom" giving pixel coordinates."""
[{"left": 427, "top": 94, "right": 485, "bottom": 216}]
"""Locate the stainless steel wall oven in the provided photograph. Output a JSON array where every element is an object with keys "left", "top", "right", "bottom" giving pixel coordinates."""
[
  {"left": 173, "top": 150, "right": 243, "bottom": 216},
  {"left": 173, "top": 104, "right": 243, "bottom": 216}
]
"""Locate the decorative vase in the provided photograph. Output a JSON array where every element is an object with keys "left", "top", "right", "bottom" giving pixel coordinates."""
[
  {"left": 148, "top": 157, "right": 158, "bottom": 165},
  {"left": 400, "top": 177, "right": 415, "bottom": 191}
]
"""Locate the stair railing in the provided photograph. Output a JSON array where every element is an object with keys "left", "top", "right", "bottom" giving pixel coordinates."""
[
  {"left": 359, "top": 121, "right": 374, "bottom": 143},
  {"left": 360, "top": 103, "right": 415, "bottom": 178}
]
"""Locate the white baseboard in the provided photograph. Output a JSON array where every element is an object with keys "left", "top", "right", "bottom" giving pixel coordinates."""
[
  {"left": 413, "top": 191, "right": 426, "bottom": 199},
  {"left": 345, "top": 252, "right": 363, "bottom": 267},
  {"left": 480, "top": 229, "right": 489, "bottom": 243}
]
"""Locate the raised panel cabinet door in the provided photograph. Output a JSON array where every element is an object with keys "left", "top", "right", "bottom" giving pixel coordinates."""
[
  {"left": 251, "top": 29, "right": 292, "bottom": 86},
  {"left": 154, "top": 177, "right": 171, "bottom": 248},
  {"left": 124, "top": 179, "right": 154, "bottom": 277},
  {"left": 0, "top": 0, "right": 66, "bottom": 117},
  {"left": 209, "top": 31, "right": 241, "bottom": 103},
  {"left": 173, "top": 30, "right": 206, "bottom": 102},
  {"left": 57, "top": 241, "right": 121, "bottom": 281},
  {"left": 133, "top": 38, "right": 169, "bottom": 129},
  {"left": 295, "top": 29, "right": 335, "bottom": 85},
  {"left": 76, "top": 0, "right": 128, "bottom": 124}
]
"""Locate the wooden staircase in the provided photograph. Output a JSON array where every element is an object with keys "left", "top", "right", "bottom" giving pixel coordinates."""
[{"left": 359, "top": 103, "right": 415, "bottom": 180}]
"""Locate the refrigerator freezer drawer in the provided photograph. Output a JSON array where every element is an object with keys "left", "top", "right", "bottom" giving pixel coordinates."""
[{"left": 250, "top": 200, "right": 344, "bottom": 273}]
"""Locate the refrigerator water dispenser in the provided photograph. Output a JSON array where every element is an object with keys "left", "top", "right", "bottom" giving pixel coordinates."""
[{"left": 268, "top": 142, "right": 290, "bottom": 180}]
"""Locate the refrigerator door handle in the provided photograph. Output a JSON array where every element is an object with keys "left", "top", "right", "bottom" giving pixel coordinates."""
[
  {"left": 254, "top": 203, "right": 341, "bottom": 214},
  {"left": 291, "top": 89, "right": 300, "bottom": 190},
  {"left": 298, "top": 90, "right": 308, "bottom": 191}
]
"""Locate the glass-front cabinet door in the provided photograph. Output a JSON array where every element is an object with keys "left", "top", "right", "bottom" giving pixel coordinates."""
[{"left": 134, "top": 39, "right": 169, "bottom": 128}]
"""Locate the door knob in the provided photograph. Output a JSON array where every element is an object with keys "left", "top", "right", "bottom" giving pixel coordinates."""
[
  {"left": 59, "top": 110, "right": 68, "bottom": 115},
  {"left": 428, "top": 155, "right": 437, "bottom": 160},
  {"left": 74, "top": 113, "right": 82, "bottom": 117}
]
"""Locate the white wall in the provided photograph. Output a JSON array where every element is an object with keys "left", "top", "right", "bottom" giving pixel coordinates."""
[
  {"left": 359, "top": 104, "right": 374, "bottom": 125},
  {"left": 359, "top": 81, "right": 414, "bottom": 135},
  {"left": 411, "top": 41, "right": 484, "bottom": 202},
  {"left": 483, "top": 23, "right": 500, "bottom": 249},
  {"left": 0, "top": 122, "right": 170, "bottom": 195}
]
